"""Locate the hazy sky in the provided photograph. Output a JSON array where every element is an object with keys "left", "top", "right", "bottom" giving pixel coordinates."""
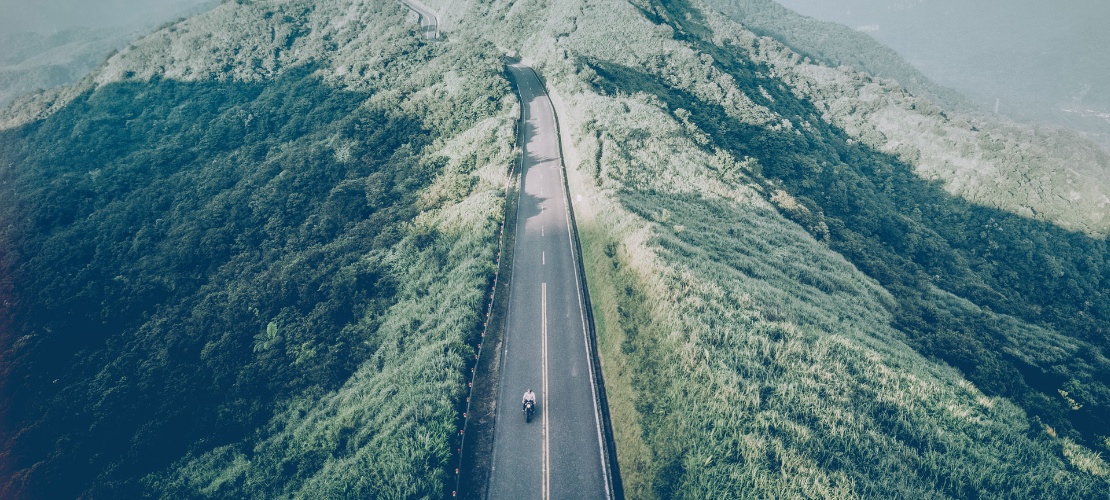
[
  {"left": 773, "top": 0, "right": 1110, "bottom": 136},
  {"left": 0, "top": 0, "right": 214, "bottom": 35},
  {"left": 771, "top": 0, "right": 1110, "bottom": 98},
  {"left": 772, "top": 0, "right": 1107, "bottom": 56}
]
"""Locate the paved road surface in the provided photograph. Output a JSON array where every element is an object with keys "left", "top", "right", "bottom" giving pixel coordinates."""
[
  {"left": 398, "top": 0, "right": 439, "bottom": 39},
  {"left": 485, "top": 64, "right": 611, "bottom": 500}
]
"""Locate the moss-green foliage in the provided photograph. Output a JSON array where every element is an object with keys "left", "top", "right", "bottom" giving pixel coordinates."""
[
  {"left": 702, "top": 0, "right": 975, "bottom": 114},
  {"left": 586, "top": 50, "right": 1110, "bottom": 441},
  {"left": 703, "top": 5, "right": 1110, "bottom": 238},
  {"left": 651, "top": 0, "right": 1110, "bottom": 446},
  {"left": 450, "top": 0, "right": 1110, "bottom": 496},
  {"left": 610, "top": 191, "right": 1104, "bottom": 498},
  {"left": 0, "top": 1, "right": 514, "bottom": 497}
]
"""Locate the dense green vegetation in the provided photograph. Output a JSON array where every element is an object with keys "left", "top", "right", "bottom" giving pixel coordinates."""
[
  {"left": 444, "top": 0, "right": 1110, "bottom": 496},
  {"left": 703, "top": 0, "right": 976, "bottom": 114},
  {"left": 0, "top": 1, "right": 515, "bottom": 497},
  {"left": 4, "top": 0, "right": 1110, "bottom": 496},
  {"left": 671, "top": 0, "right": 1110, "bottom": 446},
  {"left": 584, "top": 51, "right": 1110, "bottom": 450},
  {"left": 771, "top": 0, "right": 1110, "bottom": 151},
  {"left": 718, "top": 0, "right": 1110, "bottom": 239}
]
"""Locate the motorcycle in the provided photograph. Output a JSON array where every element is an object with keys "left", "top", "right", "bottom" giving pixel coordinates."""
[{"left": 523, "top": 399, "right": 535, "bottom": 422}]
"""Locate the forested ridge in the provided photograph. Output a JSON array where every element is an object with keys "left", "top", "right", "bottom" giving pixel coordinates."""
[
  {"left": 703, "top": 0, "right": 976, "bottom": 115},
  {"left": 581, "top": 24, "right": 1110, "bottom": 449},
  {"left": 707, "top": 0, "right": 1110, "bottom": 239},
  {"left": 693, "top": 0, "right": 1110, "bottom": 450},
  {"left": 1, "top": 1, "right": 514, "bottom": 497},
  {"left": 432, "top": 0, "right": 1110, "bottom": 495},
  {"left": 3, "top": 0, "right": 1110, "bottom": 497}
]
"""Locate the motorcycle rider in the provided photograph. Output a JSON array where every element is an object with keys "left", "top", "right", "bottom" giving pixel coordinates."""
[{"left": 522, "top": 389, "right": 536, "bottom": 411}]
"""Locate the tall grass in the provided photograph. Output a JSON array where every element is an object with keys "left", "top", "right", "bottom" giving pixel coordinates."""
[
  {"left": 144, "top": 78, "right": 520, "bottom": 498},
  {"left": 1, "top": 0, "right": 518, "bottom": 496},
  {"left": 448, "top": 0, "right": 1110, "bottom": 496}
]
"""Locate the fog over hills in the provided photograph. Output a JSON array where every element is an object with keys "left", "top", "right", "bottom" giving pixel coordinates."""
[
  {"left": 773, "top": 0, "right": 1110, "bottom": 149},
  {"left": 0, "top": 0, "right": 219, "bottom": 106},
  {"left": 0, "top": 0, "right": 216, "bottom": 35}
]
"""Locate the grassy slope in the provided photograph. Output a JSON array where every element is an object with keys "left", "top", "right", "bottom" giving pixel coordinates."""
[
  {"left": 704, "top": 0, "right": 1110, "bottom": 239},
  {"left": 444, "top": 0, "right": 1110, "bottom": 496},
  {"left": 730, "top": 1, "right": 1110, "bottom": 238},
  {"left": 701, "top": 0, "right": 976, "bottom": 116},
  {"left": 0, "top": 1, "right": 514, "bottom": 497},
  {"left": 692, "top": 0, "right": 1110, "bottom": 447}
]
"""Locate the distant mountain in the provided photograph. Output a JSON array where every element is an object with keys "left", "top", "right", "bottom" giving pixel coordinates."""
[
  {"left": 2, "top": 0, "right": 1109, "bottom": 497},
  {"left": 0, "top": 0, "right": 221, "bottom": 107},
  {"left": 703, "top": 0, "right": 977, "bottom": 115},
  {"left": 0, "top": 28, "right": 133, "bottom": 106},
  {"left": 772, "top": 0, "right": 1110, "bottom": 150},
  {"left": 706, "top": 0, "right": 1110, "bottom": 238}
]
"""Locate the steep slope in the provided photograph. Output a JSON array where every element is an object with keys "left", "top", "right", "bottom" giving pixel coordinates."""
[
  {"left": 5, "top": 0, "right": 1110, "bottom": 497},
  {"left": 714, "top": 0, "right": 1110, "bottom": 238},
  {"left": 703, "top": 0, "right": 976, "bottom": 115},
  {"left": 773, "top": 0, "right": 1110, "bottom": 152},
  {"left": 707, "top": 0, "right": 1110, "bottom": 238},
  {"left": 0, "top": 1, "right": 514, "bottom": 497},
  {"left": 0, "top": 28, "right": 133, "bottom": 107},
  {"left": 438, "top": 0, "right": 1110, "bottom": 496}
]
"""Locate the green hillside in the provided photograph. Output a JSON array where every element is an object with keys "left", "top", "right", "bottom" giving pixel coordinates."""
[
  {"left": 0, "top": 1, "right": 514, "bottom": 497},
  {"left": 435, "top": 0, "right": 1110, "bottom": 496},
  {"left": 703, "top": 0, "right": 977, "bottom": 115},
  {"left": 706, "top": 0, "right": 1110, "bottom": 238},
  {"left": 3, "top": 0, "right": 1110, "bottom": 497}
]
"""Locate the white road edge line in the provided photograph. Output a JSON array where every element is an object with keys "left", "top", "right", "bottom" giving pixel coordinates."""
[
  {"left": 546, "top": 75, "right": 613, "bottom": 499},
  {"left": 541, "top": 282, "right": 550, "bottom": 500}
]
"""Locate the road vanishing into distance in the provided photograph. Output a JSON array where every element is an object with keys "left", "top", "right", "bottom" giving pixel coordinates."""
[
  {"left": 485, "top": 64, "right": 612, "bottom": 500},
  {"left": 394, "top": 6, "right": 613, "bottom": 496}
]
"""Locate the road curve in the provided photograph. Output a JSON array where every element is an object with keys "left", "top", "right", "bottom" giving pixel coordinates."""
[
  {"left": 398, "top": 0, "right": 439, "bottom": 39},
  {"left": 485, "top": 64, "right": 612, "bottom": 500}
]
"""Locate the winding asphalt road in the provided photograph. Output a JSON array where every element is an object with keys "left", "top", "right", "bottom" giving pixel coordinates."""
[
  {"left": 398, "top": 0, "right": 439, "bottom": 39},
  {"left": 485, "top": 64, "right": 612, "bottom": 500}
]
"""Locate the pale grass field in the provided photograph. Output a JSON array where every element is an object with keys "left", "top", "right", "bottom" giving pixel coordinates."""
[{"left": 450, "top": 0, "right": 1110, "bottom": 496}]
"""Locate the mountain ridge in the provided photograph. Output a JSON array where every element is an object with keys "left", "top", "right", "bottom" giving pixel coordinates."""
[
  {"left": 439, "top": 0, "right": 1110, "bottom": 495},
  {"left": 1, "top": 1, "right": 515, "bottom": 497},
  {"left": 2, "top": 0, "right": 1109, "bottom": 497}
]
